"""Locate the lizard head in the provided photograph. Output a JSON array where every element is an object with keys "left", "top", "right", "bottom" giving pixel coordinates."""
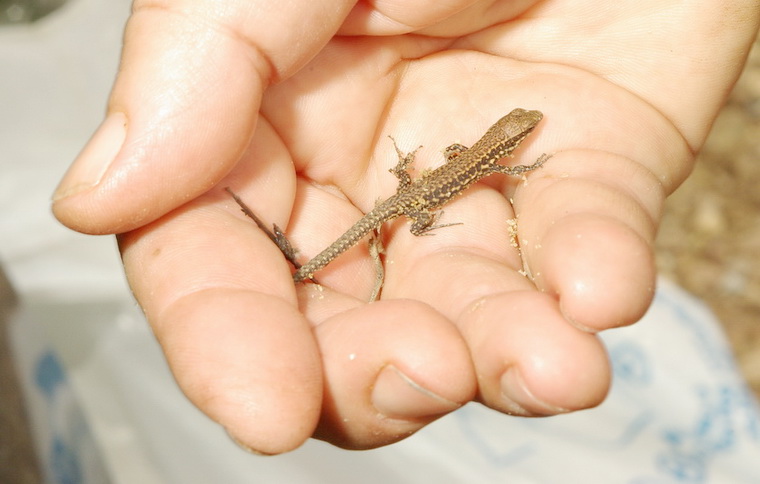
[{"left": 492, "top": 108, "right": 543, "bottom": 141}]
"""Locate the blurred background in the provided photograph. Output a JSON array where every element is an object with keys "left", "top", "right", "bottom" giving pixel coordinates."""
[
  {"left": 655, "top": 35, "right": 760, "bottom": 400},
  {"left": 0, "top": 0, "right": 66, "bottom": 24}
]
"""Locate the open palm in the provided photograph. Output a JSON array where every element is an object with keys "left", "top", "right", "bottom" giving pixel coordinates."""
[{"left": 53, "top": 0, "right": 759, "bottom": 453}]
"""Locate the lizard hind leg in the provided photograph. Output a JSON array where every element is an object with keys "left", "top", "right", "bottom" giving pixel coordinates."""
[
  {"left": 367, "top": 229, "right": 385, "bottom": 302},
  {"left": 387, "top": 135, "right": 421, "bottom": 189},
  {"left": 408, "top": 209, "right": 462, "bottom": 236}
]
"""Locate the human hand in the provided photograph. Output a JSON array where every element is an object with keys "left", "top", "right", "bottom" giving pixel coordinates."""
[{"left": 52, "top": 0, "right": 760, "bottom": 453}]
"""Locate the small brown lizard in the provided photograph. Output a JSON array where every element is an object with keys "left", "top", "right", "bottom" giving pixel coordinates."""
[{"left": 290, "top": 108, "right": 548, "bottom": 283}]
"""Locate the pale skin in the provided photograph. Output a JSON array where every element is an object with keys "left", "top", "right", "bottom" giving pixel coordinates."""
[{"left": 52, "top": 0, "right": 759, "bottom": 454}]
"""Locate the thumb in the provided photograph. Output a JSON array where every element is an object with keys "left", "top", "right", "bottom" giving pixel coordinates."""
[{"left": 52, "top": 0, "right": 354, "bottom": 234}]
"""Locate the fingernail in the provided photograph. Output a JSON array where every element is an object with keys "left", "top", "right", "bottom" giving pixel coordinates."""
[
  {"left": 500, "top": 367, "right": 568, "bottom": 416},
  {"left": 372, "top": 365, "right": 460, "bottom": 420},
  {"left": 53, "top": 112, "right": 127, "bottom": 200}
]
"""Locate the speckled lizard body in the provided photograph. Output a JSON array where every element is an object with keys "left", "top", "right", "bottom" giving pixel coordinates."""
[{"left": 291, "top": 108, "right": 547, "bottom": 283}]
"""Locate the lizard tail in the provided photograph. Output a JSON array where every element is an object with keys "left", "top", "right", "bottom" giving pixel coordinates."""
[{"left": 292, "top": 208, "right": 396, "bottom": 283}]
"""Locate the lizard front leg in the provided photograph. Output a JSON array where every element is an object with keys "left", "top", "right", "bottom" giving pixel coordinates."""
[
  {"left": 443, "top": 143, "right": 468, "bottom": 162},
  {"left": 492, "top": 153, "right": 550, "bottom": 176}
]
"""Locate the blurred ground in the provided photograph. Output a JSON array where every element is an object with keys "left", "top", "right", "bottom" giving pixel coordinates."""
[{"left": 655, "top": 36, "right": 760, "bottom": 399}]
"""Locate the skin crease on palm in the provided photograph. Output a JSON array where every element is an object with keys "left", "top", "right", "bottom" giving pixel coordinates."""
[{"left": 51, "top": 0, "right": 759, "bottom": 454}]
